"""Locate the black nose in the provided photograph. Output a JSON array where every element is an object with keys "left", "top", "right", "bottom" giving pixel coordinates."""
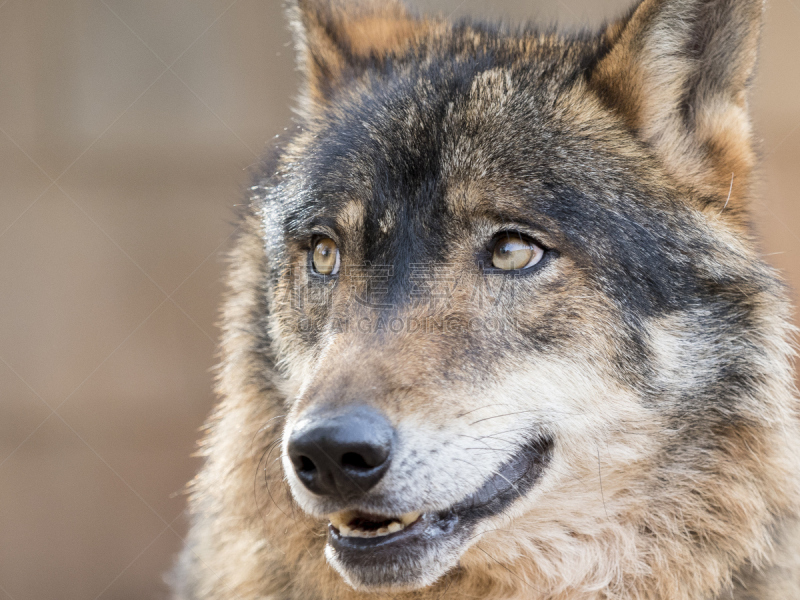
[{"left": 287, "top": 405, "right": 394, "bottom": 500}]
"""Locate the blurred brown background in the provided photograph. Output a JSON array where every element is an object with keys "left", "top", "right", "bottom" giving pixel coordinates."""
[{"left": 0, "top": 0, "right": 797, "bottom": 598}]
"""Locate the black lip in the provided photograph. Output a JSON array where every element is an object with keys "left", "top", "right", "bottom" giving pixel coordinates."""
[{"left": 328, "top": 437, "right": 553, "bottom": 569}]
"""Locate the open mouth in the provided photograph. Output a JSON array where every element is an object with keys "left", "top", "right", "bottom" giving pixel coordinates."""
[
  {"left": 324, "top": 437, "right": 553, "bottom": 590},
  {"left": 328, "top": 510, "right": 422, "bottom": 538}
]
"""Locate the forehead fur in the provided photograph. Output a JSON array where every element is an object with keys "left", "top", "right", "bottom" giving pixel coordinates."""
[{"left": 291, "top": 0, "right": 763, "bottom": 222}]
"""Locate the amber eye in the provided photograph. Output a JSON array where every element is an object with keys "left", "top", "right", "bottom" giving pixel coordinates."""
[
  {"left": 311, "top": 237, "right": 340, "bottom": 275},
  {"left": 491, "top": 233, "right": 544, "bottom": 271}
]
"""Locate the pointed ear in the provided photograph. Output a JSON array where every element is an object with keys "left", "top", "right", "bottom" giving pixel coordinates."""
[
  {"left": 590, "top": 0, "right": 764, "bottom": 211},
  {"left": 289, "top": 0, "right": 427, "bottom": 107}
]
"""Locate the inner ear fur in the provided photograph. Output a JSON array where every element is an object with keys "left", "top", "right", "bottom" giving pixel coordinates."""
[
  {"left": 290, "top": 0, "right": 429, "bottom": 107},
  {"left": 590, "top": 0, "right": 764, "bottom": 214}
]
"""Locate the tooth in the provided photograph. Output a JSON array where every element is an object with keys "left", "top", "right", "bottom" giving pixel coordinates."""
[
  {"left": 400, "top": 511, "right": 420, "bottom": 525},
  {"left": 328, "top": 510, "right": 354, "bottom": 531},
  {"left": 387, "top": 522, "right": 402, "bottom": 533}
]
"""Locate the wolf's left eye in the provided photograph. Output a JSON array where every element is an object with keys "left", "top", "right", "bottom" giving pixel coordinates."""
[
  {"left": 490, "top": 233, "right": 544, "bottom": 271},
  {"left": 311, "top": 237, "right": 340, "bottom": 275}
]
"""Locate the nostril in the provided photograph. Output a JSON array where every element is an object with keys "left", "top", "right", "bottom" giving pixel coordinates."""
[
  {"left": 341, "top": 452, "right": 371, "bottom": 470},
  {"left": 299, "top": 456, "right": 316, "bottom": 472}
]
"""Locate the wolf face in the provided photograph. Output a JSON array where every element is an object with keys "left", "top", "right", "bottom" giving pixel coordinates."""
[{"left": 174, "top": 1, "right": 800, "bottom": 599}]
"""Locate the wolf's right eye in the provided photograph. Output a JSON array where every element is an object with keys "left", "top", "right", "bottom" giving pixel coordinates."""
[{"left": 311, "top": 237, "right": 340, "bottom": 276}]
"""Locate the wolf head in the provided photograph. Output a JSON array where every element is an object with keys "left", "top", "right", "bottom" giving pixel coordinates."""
[{"left": 178, "top": 1, "right": 800, "bottom": 599}]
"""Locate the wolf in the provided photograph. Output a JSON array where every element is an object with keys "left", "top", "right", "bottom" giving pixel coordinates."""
[{"left": 171, "top": 0, "right": 800, "bottom": 598}]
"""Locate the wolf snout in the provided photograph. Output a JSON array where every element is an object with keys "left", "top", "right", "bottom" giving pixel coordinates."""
[{"left": 287, "top": 405, "right": 394, "bottom": 499}]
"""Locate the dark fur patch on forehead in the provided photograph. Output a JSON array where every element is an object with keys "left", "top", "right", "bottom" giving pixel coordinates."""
[{"left": 282, "top": 24, "right": 603, "bottom": 224}]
